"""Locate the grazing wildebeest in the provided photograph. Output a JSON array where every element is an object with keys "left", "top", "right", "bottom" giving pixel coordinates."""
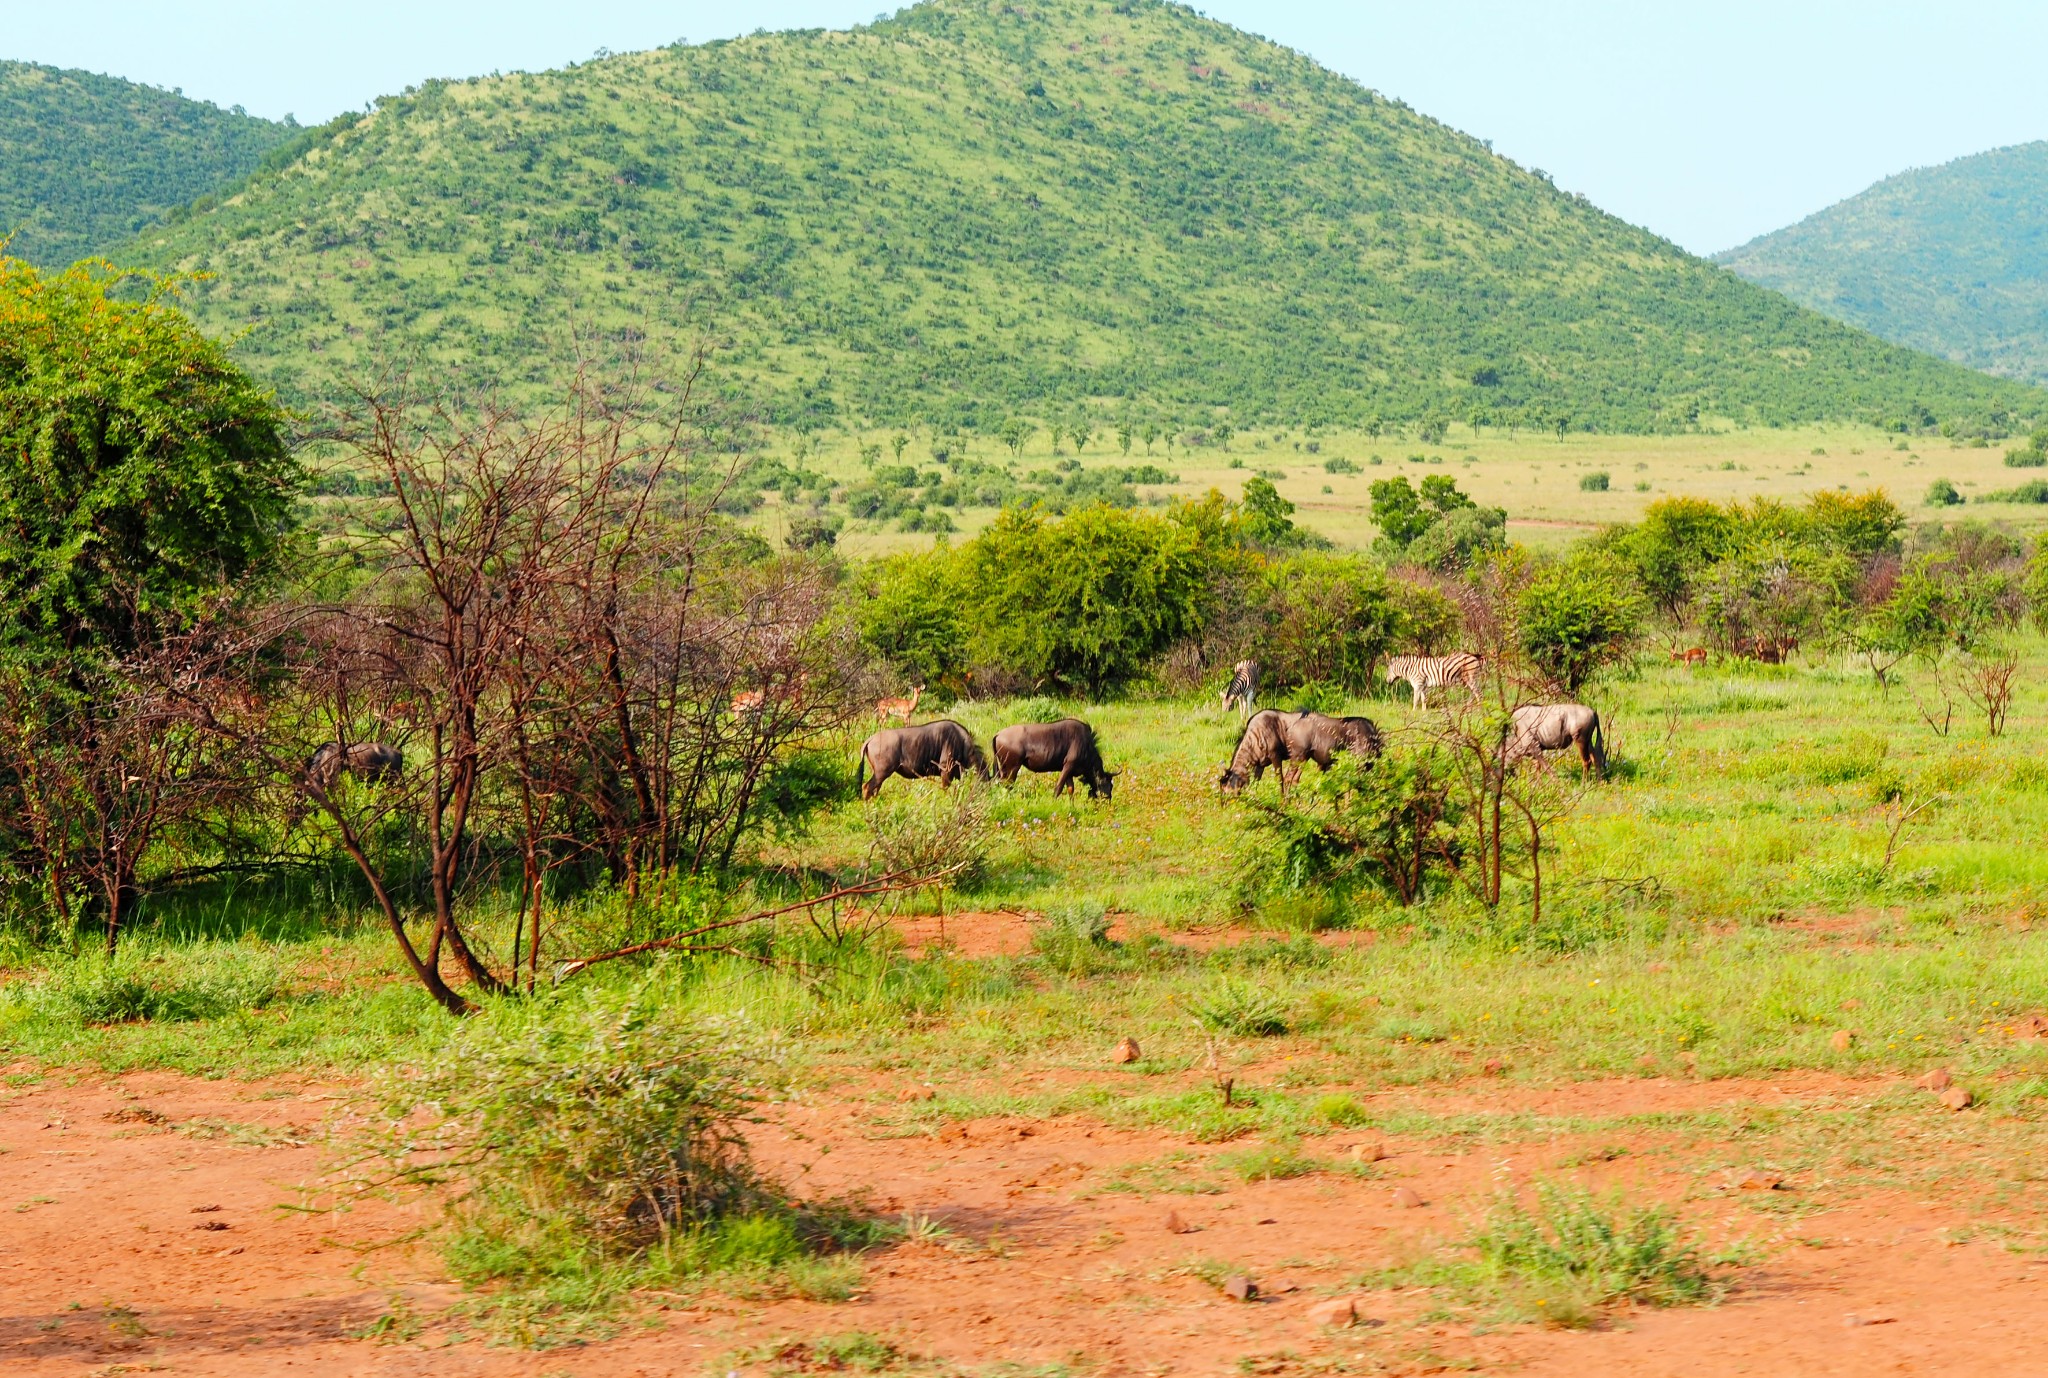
[
  {"left": 305, "top": 741, "right": 403, "bottom": 793},
  {"left": 1220, "top": 659, "right": 1260, "bottom": 720},
  {"left": 856, "top": 719, "right": 986, "bottom": 800},
  {"left": 992, "top": 718, "right": 1116, "bottom": 799},
  {"left": 1217, "top": 710, "right": 1384, "bottom": 795},
  {"left": 1504, "top": 703, "right": 1606, "bottom": 778},
  {"left": 1385, "top": 653, "right": 1483, "bottom": 708}
]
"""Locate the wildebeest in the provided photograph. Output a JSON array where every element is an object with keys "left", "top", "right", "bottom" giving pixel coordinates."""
[
  {"left": 1218, "top": 709, "right": 1384, "bottom": 795},
  {"left": 856, "top": 719, "right": 987, "bottom": 800},
  {"left": 304, "top": 741, "right": 403, "bottom": 793},
  {"left": 1503, "top": 703, "right": 1606, "bottom": 778},
  {"left": 1220, "top": 659, "right": 1260, "bottom": 720},
  {"left": 992, "top": 718, "right": 1116, "bottom": 799},
  {"left": 1385, "top": 653, "right": 1482, "bottom": 708}
]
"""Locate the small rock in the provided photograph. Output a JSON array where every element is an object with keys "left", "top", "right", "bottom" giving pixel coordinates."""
[
  {"left": 1843, "top": 1313, "right": 1896, "bottom": 1328},
  {"left": 1840, "top": 998, "right": 1863, "bottom": 1012},
  {"left": 1222, "top": 1274, "right": 1258, "bottom": 1301},
  {"left": 1163, "top": 1209, "right": 1195, "bottom": 1234},
  {"left": 1391, "top": 1186, "right": 1425, "bottom": 1209},
  {"left": 1350, "top": 1141, "right": 1387, "bottom": 1163},
  {"left": 1916, "top": 1069, "right": 1953, "bottom": 1092},
  {"left": 1831, "top": 1029, "right": 1855, "bottom": 1052},
  {"left": 190, "top": 1204, "right": 222, "bottom": 1213},
  {"left": 900, "top": 1086, "right": 936, "bottom": 1102},
  {"left": 1306, "top": 1296, "right": 1360, "bottom": 1328},
  {"left": 215, "top": 1245, "right": 244, "bottom": 1257},
  {"left": 1734, "top": 1171, "right": 1784, "bottom": 1192},
  {"left": 1939, "top": 1086, "right": 1973, "bottom": 1111},
  {"left": 1112, "top": 1036, "right": 1142, "bottom": 1064},
  {"left": 1256, "top": 1217, "right": 1278, "bottom": 1225},
  {"left": 192, "top": 1220, "right": 231, "bottom": 1231},
  {"left": 1482, "top": 1058, "right": 1507, "bottom": 1075}
]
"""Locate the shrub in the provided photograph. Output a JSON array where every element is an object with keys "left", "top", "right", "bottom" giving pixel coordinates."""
[
  {"left": 1518, "top": 549, "right": 1649, "bottom": 692},
  {"left": 1031, "top": 900, "right": 1114, "bottom": 975},
  {"left": 367, "top": 989, "right": 766, "bottom": 1268},
  {"left": 863, "top": 778, "right": 992, "bottom": 890},
  {"left": 1322, "top": 456, "right": 1360, "bottom": 475},
  {"left": 26, "top": 948, "right": 282, "bottom": 1025},
  {"left": 1191, "top": 980, "right": 1291, "bottom": 1036},
  {"left": 1578, "top": 471, "right": 1610, "bottom": 492},
  {"left": 1259, "top": 555, "right": 1405, "bottom": 692},
  {"left": 1462, "top": 1182, "right": 1721, "bottom": 1322},
  {"left": 1925, "top": 477, "right": 1964, "bottom": 506}
]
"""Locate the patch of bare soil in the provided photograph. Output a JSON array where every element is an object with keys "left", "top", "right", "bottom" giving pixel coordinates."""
[{"left": 4, "top": 1067, "right": 2046, "bottom": 1376}]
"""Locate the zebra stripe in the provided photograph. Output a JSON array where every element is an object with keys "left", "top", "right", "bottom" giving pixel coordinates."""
[{"left": 1385, "top": 653, "right": 1482, "bottom": 707}]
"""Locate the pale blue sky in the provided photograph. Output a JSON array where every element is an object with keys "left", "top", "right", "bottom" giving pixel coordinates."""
[{"left": 8, "top": 2, "right": 2047, "bottom": 254}]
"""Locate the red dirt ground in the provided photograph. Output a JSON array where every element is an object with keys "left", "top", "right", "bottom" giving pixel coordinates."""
[{"left": 3, "top": 1065, "right": 2045, "bottom": 1376}]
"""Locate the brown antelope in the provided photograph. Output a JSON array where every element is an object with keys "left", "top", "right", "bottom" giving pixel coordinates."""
[
  {"left": 875, "top": 684, "right": 924, "bottom": 723},
  {"left": 731, "top": 689, "right": 767, "bottom": 717},
  {"left": 1669, "top": 646, "right": 1706, "bottom": 667}
]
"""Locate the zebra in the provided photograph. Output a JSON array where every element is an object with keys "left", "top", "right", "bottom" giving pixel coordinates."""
[
  {"left": 1384, "top": 653, "right": 1482, "bottom": 708},
  {"left": 1220, "top": 659, "right": 1260, "bottom": 720}
]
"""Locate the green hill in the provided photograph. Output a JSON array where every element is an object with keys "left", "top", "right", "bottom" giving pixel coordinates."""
[
  {"left": 1717, "top": 143, "right": 2048, "bottom": 388},
  {"left": 125, "top": 0, "right": 2037, "bottom": 433},
  {"left": 0, "top": 60, "right": 294, "bottom": 268}
]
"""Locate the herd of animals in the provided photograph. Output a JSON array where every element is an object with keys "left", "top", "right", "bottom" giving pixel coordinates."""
[
  {"left": 853, "top": 652, "right": 1607, "bottom": 801},
  {"left": 299, "top": 652, "right": 1607, "bottom": 804}
]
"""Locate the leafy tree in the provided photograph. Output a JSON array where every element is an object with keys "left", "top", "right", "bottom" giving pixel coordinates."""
[
  {"left": 890, "top": 433, "right": 910, "bottom": 464},
  {"left": 1615, "top": 496, "right": 1736, "bottom": 621},
  {"left": 1369, "top": 475, "right": 1435, "bottom": 547},
  {"left": 1418, "top": 416, "right": 1448, "bottom": 445},
  {"left": 960, "top": 505, "right": 1207, "bottom": 696},
  {"left": 1925, "top": 477, "right": 1963, "bottom": 506},
  {"left": 0, "top": 260, "right": 298, "bottom": 656},
  {"left": 1517, "top": 549, "right": 1648, "bottom": 692},
  {"left": 1116, "top": 421, "right": 1133, "bottom": 456},
  {"left": 856, "top": 546, "right": 968, "bottom": 692},
  {"left": 1370, "top": 474, "right": 1502, "bottom": 568},
  {"left": 1141, "top": 422, "right": 1160, "bottom": 454},
  {"left": 1214, "top": 422, "right": 1234, "bottom": 451},
  {"left": 1806, "top": 489, "right": 1906, "bottom": 556},
  {"left": 998, "top": 418, "right": 1033, "bottom": 458},
  {"left": 1260, "top": 554, "right": 1405, "bottom": 691},
  {"left": 1238, "top": 475, "right": 1299, "bottom": 546}
]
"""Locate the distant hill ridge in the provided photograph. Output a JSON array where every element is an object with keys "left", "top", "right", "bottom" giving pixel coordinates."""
[
  {"left": 1718, "top": 142, "right": 2048, "bottom": 388},
  {"left": 0, "top": 59, "right": 294, "bottom": 268},
  {"left": 123, "top": 0, "right": 2038, "bottom": 432}
]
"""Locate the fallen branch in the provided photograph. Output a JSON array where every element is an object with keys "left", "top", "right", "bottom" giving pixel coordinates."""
[{"left": 552, "top": 865, "right": 967, "bottom": 980}]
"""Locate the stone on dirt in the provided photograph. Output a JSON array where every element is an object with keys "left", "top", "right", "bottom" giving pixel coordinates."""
[
  {"left": 1163, "top": 1208, "right": 1195, "bottom": 1234},
  {"left": 1112, "top": 1036, "right": 1141, "bottom": 1064},
  {"left": 1831, "top": 1029, "right": 1855, "bottom": 1051},
  {"left": 1390, "top": 1186, "right": 1425, "bottom": 1209},
  {"left": 1350, "top": 1141, "right": 1386, "bottom": 1163},
  {"left": 1938, "top": 1086, "right": 1974, "bottom": 1111},
  {"left": 1223, "top": 1274, "right": 1258, "bottom": 1301},
  {"left": 1916, "top": 1068, "right": 1953, "bottom": 1091},
  {"left": 1307, "top": 1296, "right": 1361, "bottom": 1328}
]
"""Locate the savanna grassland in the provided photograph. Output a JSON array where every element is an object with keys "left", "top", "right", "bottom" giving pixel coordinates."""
[
  {"left": 11, "top": 648, "right": 2048, "bottom": 1375},
  {"left": 749, "top": 419, "right": 2048, "bottom": 560}
]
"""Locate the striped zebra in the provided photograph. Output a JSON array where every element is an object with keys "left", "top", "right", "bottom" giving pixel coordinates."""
[
  {"left": 1220, "top": 659, "right": 1260, "bottom": 720},
  {"left": 1384, "top": 653, "right": 1482, "bottom": 708}
]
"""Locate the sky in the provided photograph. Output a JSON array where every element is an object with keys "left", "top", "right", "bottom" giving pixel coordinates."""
[{"left": 9, "top": 1, "right": 2048, "bottom": 254}]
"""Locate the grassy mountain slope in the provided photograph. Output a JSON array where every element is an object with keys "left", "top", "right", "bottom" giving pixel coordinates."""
[
  {"left": 129, "top": 0, "right": 2036, "bottom": 433},
  {"left": 1717, "top": 143, "right": 2048, "bottom": 387},
  {"left": 0, "top": 60, "right": 294, "bottom": 268}
]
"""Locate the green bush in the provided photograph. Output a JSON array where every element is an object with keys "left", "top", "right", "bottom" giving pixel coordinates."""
[
  {"left": 1925, "top": 477, "right": 1964, "bottom": 506},
  {"left": 24, "top": 948, "right": 282, "bottom": 1025},
  {"left": 1518, "top": 549, "right": 1649, "bottom": 692},
  {"left": 1463, "top": 1182, "right": 1722, "bottom": 1322},
  {"left": 1578, "top": 471, "right": 1610, "bottom": 492},
  {"left": 367, "top": 988, "right": 766, "bottom": 1264}
]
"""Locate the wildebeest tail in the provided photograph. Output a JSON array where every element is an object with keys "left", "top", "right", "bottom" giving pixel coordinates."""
[{"left": 855, "top": 745, "right": 867, "bottom": 796}]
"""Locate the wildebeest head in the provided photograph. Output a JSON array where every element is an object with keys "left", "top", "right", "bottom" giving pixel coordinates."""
[
  {"left": 1088, "top": 768, "right": 1118, "bottom": 801},
  {"left": 1217, "top": 764, "right": 1247, "bottom": 796}
]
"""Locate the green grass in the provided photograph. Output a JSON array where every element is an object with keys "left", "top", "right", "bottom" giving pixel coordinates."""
[
  {"left": 13, "top": 643, "right": 2048, "bottom": 1125},
  {"left": 1377, "top": 1181, "right": 1728, "bottom": 1328}
]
